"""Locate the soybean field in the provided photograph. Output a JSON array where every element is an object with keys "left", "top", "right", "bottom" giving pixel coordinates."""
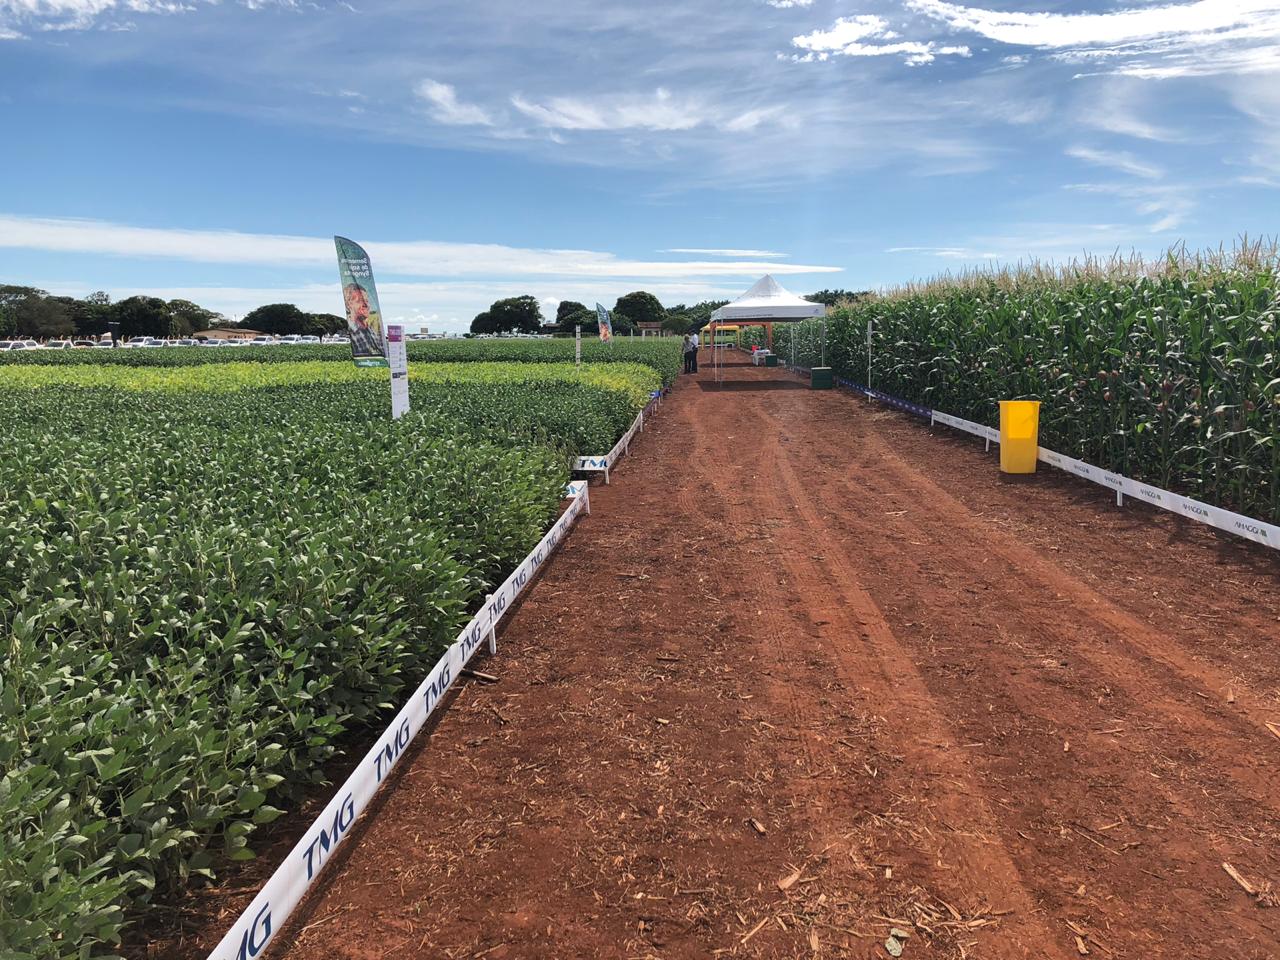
[{"left": 0, "top": 344, "right": 677, "bottom": 958}]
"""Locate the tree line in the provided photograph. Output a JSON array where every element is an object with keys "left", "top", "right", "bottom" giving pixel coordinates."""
[
  {"left": 0, "top": 286, "right": 345, "bottom": 339},
  {"left": 470, "top": 289, "right": 871, "bottom": 336},
  {"left": 2, "top": 283, "right": 872, "bottom": 341}
]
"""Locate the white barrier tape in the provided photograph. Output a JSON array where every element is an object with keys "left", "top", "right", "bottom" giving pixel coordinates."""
[
  {"left": 207, "top": 484, "right": 591, "bottom": 960},
  {"left": 573, "top": 400, "right": 656, "bottom": 476},
  {"left": 927, "top": 415, "right": 1280, "bottom": 550},
  {"left": 930, "top": 410, "right": 998, "bottom": 443}
]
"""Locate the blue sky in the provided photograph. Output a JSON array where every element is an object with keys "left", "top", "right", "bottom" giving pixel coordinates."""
[{"left": 2, "top": 0, "right": 1278, "bottom": 332}]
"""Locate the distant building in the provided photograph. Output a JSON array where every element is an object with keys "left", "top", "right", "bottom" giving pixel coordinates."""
[{"left": 196, "top": 328, "right": 263, "bottom": 341}]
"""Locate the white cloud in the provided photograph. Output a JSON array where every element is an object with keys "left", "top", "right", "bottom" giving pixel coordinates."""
[
  {"left": 1063, "top": 181, "right": 1194, "bottom": 232},
  {"left": 0, "top": 214, "right": 842, "bottom": 280},
  {"left": 883, "top": 221, "right": 1179, "bottom": 266},
  {"left": 791, "top": 15, "right": 971, "bottom": 65},
  {"left": 1080, "top": 89, "right": 1182, "bottom": 142},
  {"left": 905, "top": 0, "right": 1280, "bottom": 78},
  {"left": 1, "top": 0, "right": 309, "bottom": 35},
  {"left": 1066, "top": 145, "right": 1164, "bottom": 179},
  {"left": 508, "top": 87, "right": 790, "bottom": 134},
  {"left": 661, "top": 248, "right": 789, "bottom": 258},
  {"left": 766, "top": 0, "right": 812, "bottom": 8},
  {"left": 413, "top": 79, "right": 492, "bottom": 126},
  {"left": 512, "top": 88, "right": 699, "bottom": 132}
]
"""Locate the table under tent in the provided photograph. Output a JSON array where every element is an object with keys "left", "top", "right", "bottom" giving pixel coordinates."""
[{"left": 705, "top": 275, "right": 827, "bottom": 383}]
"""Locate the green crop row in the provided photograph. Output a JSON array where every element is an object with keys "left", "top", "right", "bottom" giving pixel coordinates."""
[
  {"left": 773, "top": 249, "right": 1280, "bottom": 523},
  {"left": 0, "top": 362, "right": 653, "bottom": 957},
  {"left": 0, "top": 338, "right": 685, "bottom": 386}
]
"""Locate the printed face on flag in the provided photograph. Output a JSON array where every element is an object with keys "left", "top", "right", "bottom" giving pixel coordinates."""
[
  {"left": 335, "top": 236, "right": 389, "bottom": 367},
  {"left": 595, "top": 303, "right": 613, "bottom": 342}
]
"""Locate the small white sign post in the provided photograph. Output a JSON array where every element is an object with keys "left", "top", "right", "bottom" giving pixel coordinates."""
[
  {"left": 575, "top": 324, "right": 582, "bottom": 369},
  {"left": 866, "top": 320, "right": 873, "bottom": 389},
  {"left": 386, "top": 324, "right": 410, "bottom": 420}
]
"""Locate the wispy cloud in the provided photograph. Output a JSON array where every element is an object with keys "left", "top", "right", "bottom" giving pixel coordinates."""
[
  {"left": 661, "top": 248, "right": 789, "bottom": 258},
  {"left": 414, "top": 79, "right": 493, "bottom": 126},
  {"left": 1066, "top": 145, "right": 1164, "bottom": 180},
  {"left": 509, "top": 87, "right": 785, "bottom": 133},
  {"left": 1, "top": 0, "right": 303, "bottom": 36},
  {"left": 883, "top": 221, "right": 1183, "bottom": 266},
  {"left": 0, "top": 214, "right": 842, "bottom": 280},
  {"left": 1063, "top": 181, "right": 1195, "bottom": 232}
]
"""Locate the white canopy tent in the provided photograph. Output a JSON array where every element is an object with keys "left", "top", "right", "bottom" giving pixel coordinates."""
[
  {"left": 706, "top": 275, "right": 827, "bottom": 381},
  {"left": 710, "top": 275, "right": 827, "bottom": 323}
]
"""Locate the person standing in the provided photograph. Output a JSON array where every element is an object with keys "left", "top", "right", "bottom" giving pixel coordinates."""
[
  {"left": 682, "top": 333, "right": 694, "bottom": 374},
  {"left": 689, "top": 329, "right": 700, "bottom": 373}
]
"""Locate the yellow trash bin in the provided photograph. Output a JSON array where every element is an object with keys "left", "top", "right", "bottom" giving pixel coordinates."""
[{"left": 998, "top": 400, "right": 1040, "bottom": 474}]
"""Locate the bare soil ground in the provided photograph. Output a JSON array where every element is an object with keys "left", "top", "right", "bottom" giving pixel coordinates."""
[{"left": 172, "top": 354, "right": 1280, "bottom": 960}]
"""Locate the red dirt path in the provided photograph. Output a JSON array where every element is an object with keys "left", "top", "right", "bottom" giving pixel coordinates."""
[{"left": 190, "top": 356, "right": 1280, "bottom": 959}]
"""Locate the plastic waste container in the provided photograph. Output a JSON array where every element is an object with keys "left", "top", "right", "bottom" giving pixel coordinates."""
[
  {"left": 765, "top": 354, "right": 778, "bottom": 367},
  {"left": 810, "top": 367, "right": 833, "bottom": 390},
  {"left": 998, "top": 400, "right": 1040, "bottom": 474}
]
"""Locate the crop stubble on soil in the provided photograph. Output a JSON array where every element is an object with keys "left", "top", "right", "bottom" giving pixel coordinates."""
[{"left": 190, "top": 357, "right": 1279, "bottom": 960}]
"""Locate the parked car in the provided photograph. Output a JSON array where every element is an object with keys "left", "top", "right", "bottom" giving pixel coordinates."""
[
  {"left": 46, "top": 340, "right": 73, "bottom": 349},
  {"left": 299, "top": 335, "right": 322, "bottom": 344}
]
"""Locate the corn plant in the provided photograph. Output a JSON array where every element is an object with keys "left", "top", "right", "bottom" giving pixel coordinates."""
[{"left": 775, "top": 242, "right": 1280, "bottom": 523}]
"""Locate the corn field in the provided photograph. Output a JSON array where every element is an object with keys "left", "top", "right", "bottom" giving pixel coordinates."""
[{"left": 772, "top": 243, "right": 1280, "bottom": 524}]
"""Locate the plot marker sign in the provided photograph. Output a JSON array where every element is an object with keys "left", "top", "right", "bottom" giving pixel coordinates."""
[{"left": 386, "top": 324, "right": 410, "bottom": 420}]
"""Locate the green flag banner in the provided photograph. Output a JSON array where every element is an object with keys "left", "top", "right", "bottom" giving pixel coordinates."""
[{"left": 334, "top": 236, "right": 388, "bottom": 367}]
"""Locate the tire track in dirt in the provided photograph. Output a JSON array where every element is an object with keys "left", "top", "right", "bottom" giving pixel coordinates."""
[
  {"left": 866, "top": 427, "right": 1280, "bottom": 738},
  {"left": 749, "top": 382, "right": 1280, "bottom": 957},
  {"left": 722, "top": 397, "right": 1076, "bottom": 960},
  {"left": 780, "top": 422, "right": 1278, "bottom": 955}
]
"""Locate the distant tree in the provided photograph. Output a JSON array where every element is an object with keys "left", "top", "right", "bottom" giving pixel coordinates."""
[
  {"left": 555, "top": 300, "right": 587, "bottom": 326},
  {"left": 661, "top": 314, "right": 692, "bottom": 335},
  {"left": 470, "top": 311, "right": 499, "bottom": 334},
  {"left": 111, "top": 296, "right": 173, "bottom": 338},
  {"left": 665, "top": 299, "right": 726, "bottom": 334},
  {"left": 74, "top": 293, "right": 115, "bottom": 335},
  {"left": 613, "top": 291, "right": 664, "bottom": 333},
  {"left": 242, "top": 303, "right": 311, "bottom": 336},
  {"left": 308, "top": 312, "right": 347, "bottom": 335},
  {"left": 491, "top": 295, "right": 543, "bottom": 334},
  {"left": 805, "top": 289, "right": 871, "bottom": 307},
  {"left": 556, "top": 300, "right": 594, "bottom": 334},
  {"left": 0, "top": 286, "right": 76, "bottom": 338},
  {"left": 168, "top": 299, "right": 224, "bottom": 336}
]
